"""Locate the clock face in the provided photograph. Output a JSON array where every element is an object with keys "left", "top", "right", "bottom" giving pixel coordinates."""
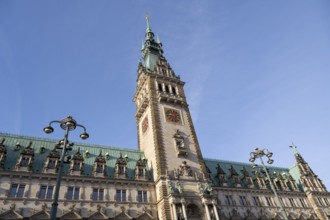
[
  {"left": 142, "top": 116, "right": 148, "bottom": 133},
  {"left": 165, "top": 108, "right": 181, "bottom": 123}
]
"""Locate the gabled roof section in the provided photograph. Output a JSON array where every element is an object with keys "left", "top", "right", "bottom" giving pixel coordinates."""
[
  {"left": 87, "top": 211, "right": 108, "bottom": 219},
  {"left": 0, "top": 133, "right": 152, "bottom": 181},
  {"left": 0, "top": 209, "right": 23, "bottom": 219},
  {"left": 28, "top": 209, "right": 50, "bottom": 220},
  {"left": 60, "top": 210, "right": 82, "bottom": 220}
]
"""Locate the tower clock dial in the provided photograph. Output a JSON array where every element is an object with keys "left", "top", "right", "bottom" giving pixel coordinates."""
[{"left": 165, "top": 108, "right": 181, "bottom": 123}]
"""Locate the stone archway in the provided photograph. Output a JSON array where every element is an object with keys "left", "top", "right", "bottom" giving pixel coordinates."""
[{"left": 186, "top": 204, "right": 204, "bottom": 220}]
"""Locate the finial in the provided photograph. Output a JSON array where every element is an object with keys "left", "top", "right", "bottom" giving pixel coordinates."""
[
  {"left": 156, "top": 35, "right": 161, "bottom": 44},
  {"left": 289, "top": 143, "right": 299, "bottom": 154},
  {"left": 145, "top": 13, "right": 152, "bottom": 32}
]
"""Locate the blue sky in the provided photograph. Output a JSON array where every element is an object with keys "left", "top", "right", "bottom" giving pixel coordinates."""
[{"left": 1, "top": 1, "right": 330, "bottom": 188}]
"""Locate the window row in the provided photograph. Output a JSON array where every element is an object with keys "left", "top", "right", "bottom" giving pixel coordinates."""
[
  {"left": 157, "top": 83, "right": 178, "bottom": 95},
  {"left": 222, "top": 194, "right": 311, "bottom": 209},
  {"left": 8, "top": 184, "right": 148, "bottom": 203}
]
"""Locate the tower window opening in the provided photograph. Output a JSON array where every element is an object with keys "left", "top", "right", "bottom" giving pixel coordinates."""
[
  {"left": 162, "top": 68, "right": 166, "bottom": 75},
  {"left": 172, "top": 87, "right": 176, "bottom": 95},
  {"left": 165, "top": 85, "right": 170, "bottom": 93},
  {"left": 158, "top": 83, "right": 163, "bottom": 92}
]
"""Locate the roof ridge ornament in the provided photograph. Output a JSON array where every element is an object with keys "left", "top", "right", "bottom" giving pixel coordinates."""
[{"left": 289, "top": 143, "right": 299, "bottom": 155}]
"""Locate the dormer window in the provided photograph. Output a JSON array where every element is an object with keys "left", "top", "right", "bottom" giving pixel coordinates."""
[
  {"left": 241, "top": 167, "right": 254, "bottom": 188},
  {"left": 96, "top": 164, "right": 103, "bottom": 172},
  {"left": 43, "top": 145, "right": 60, "bottom": 173},
  {"left": 215, "top": 163, "right": 227, "bottom": 186},
  {"left": 287, "top": 175, "right": 299, "bottom": 191},
  {"left": 135, "top": 156, "right": 147, "bottom": 180},
  {"left": 73, "top": 162, "right": 81, "bottom": 171},
  {"left": 15, "top": 141, "right": 34, "bottom": 172},
  {"left": 115, "top": 153, "right": 127, "bottom": 179},
  {"left": 138, "top": 167, "right": 144, "bottom": 176},
  {"left": 229, "top": 165, "right": 241, "bottom": 187},
  {"left": 48, "top": 159, "right": 56, "bottom": 169},
  {"left": 69, "top": 148, "right": 84, "bottom": 175},
  {"left": 93, "top": 151, "right": 106, "bottom": 177},
  {"left": 254, "top": 170, "right": 266, "bottom": 189},
  {"left": 118, "top": 166, "right": 124, "bottom": 174},
  {"left": 20, "top": 157, "right": 30, "bottom": 166}
]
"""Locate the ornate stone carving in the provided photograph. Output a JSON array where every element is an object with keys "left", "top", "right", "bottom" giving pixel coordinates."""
[
  {"left": 177, "top": 161, "right": 193, "bottom": 177},
  {"left": 173, "top": 130, "right": 188, "bottom": 157},
  {"left": 197, "top": 182, "right": 213, "bottom": 195}
]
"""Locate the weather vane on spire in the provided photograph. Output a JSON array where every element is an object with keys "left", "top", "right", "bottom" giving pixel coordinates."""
[{"left": 289, "top": 143, "right": 299, "bottom": 154}]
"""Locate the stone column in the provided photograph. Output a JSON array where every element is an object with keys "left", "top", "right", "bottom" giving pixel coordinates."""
[
  {"left": 172, "top": 203, "right": 178, "bottom": 220},
  {"left": 181, "top": 199, "right": 187, "bottom": 220},
  {"left": 212, "top": 200, "right": 220, "bottom": 220},
  {"left": 204, "top": 201, "right": 211, "bottom": 220}
]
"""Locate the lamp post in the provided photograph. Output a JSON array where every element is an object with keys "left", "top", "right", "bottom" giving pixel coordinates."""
[
  {"left": 249, "top": 148, "right": 288, "bottom": 220},
  {"left": 43, "top": 116, "right": 89, "bottom": 220}
]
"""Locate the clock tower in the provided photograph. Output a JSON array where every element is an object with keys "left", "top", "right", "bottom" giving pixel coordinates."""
[{"left": 134, "top": 17, "right": 209, "bottom": 220}]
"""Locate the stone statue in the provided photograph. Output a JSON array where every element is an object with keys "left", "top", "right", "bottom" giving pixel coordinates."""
[
  {"left": 197, "top": 182, "right": 203, "bottom": 194},
  {"left": 175, "top": 181, "right": 183, "bottom": 194},
  {"left": 167, "top": 179, "right": 174, "bottom": 193}
]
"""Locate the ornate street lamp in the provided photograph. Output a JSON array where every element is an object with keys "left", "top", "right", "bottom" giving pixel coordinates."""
[
  {"left": 249, "top": 148, "right": 288, "bottom": 220},
  {"left": 43, "top": 116, "right": 89, "bottom": 220}
]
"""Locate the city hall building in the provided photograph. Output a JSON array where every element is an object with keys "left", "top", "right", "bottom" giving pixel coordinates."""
[{"left": 0, "top": 19, "right": 329, "bottom": 220}]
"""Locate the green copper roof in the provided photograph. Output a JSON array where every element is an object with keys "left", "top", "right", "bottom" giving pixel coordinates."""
[
  {"left": 0, "top": 133, "right": 152, "bottom": 181},
  {"left": 204, "top": 158, "right": 303, "bottom": 191}
]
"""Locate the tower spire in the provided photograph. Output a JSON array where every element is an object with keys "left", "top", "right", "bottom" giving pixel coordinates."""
[{"left": 141, "top": 15, "right": 163, "bottom": 71}]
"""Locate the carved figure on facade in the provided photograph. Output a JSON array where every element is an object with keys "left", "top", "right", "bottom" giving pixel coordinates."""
[
  {"left": 173, "top": 130, "right": 188, "bottom": 157},
  {"left": 175, "top": 181, "right": 183, "bottom": 194},
  {"left": 167, "top": 179, "right": 174, "bottom": 194},
  {"left": 197, "top": 182, "right": 213, "bottom": 195},
  {"left": 177, "top": 161, "right": 193, "bottom": 177}
]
